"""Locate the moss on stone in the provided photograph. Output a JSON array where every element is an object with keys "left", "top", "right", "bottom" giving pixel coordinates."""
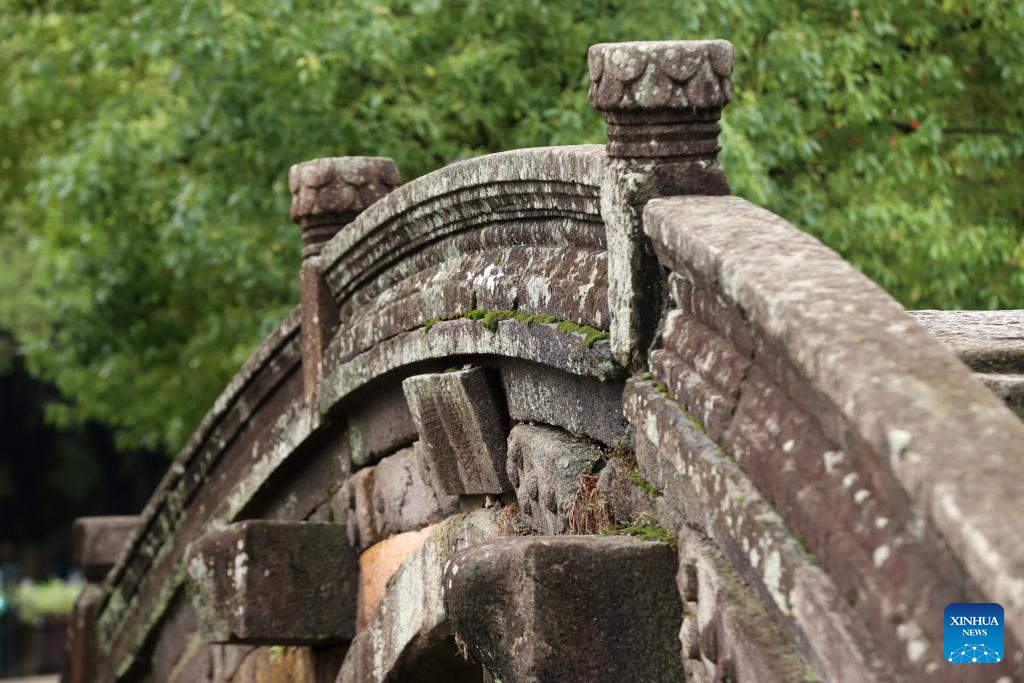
[
  {"left": 629, "top": 467, "right": 660, "bottom": 498},
  {"left": 554, "top": 320, "right": 610, "bottom": 348},
  {"left": 604, "top": 522, "right": 677, "bottom": 548}
]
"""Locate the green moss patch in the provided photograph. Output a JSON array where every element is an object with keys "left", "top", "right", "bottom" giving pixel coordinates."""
[
  {"left": 422, "top": 308, "right": 609, "bottom": 347},
  {"left": 604, "top": 522, "right": 677, "bottom": 548}
]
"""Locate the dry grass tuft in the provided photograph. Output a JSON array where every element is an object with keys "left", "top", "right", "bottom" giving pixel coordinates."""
[
  {"left": 495, "top": 502, "right": 532, "bottom": 536},
  {"left": 453, "top": 630, "right": 472, "bottom": 661},
  {"left": 567, "top": 473, "right": 611, "bottom": 535}
]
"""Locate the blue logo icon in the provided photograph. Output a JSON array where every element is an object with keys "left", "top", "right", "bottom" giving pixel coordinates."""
[{"left": 945, "top": 603, "right": 1004, "bottom": 664}]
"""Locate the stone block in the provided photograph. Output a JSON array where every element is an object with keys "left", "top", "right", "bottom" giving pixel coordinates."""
[
  {"left": 506, "top": 424, "right": 604, "bottom": 534},
  {"left": 342, "top": 444, "right": 460, "bottom": 550},
  {"left": 402, "top": 367, "right": 510, "bottom": 495},
  {"left": 499, "top": 359, "right": 628, "bottom": 447},
  {"left": 186, "top": 521, "right": 357, "bottom": 645},
  {"left": 71, "top": 516, "right": 139, "bottom": 582},
  {"left": 443, "top": 535, "right": 683, "bottom": 682}
]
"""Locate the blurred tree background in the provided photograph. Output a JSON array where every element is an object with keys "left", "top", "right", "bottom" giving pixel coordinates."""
[{"left": 0, "top": 0, "right": 1021, "bottom": 462}]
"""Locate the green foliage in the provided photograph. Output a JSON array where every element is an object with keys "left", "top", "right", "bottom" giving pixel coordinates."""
[
  {"left": 11, "top": 578, "right": 82, "bottom": 624},
  {"left": 1, "top": 0, "right": 1021, "bottom": 453}
]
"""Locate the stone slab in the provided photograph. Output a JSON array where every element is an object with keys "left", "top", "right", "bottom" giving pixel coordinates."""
[
  {"left": 402, "top": 367, "right": 511, "bottom": 495},
  {"left": 186, "top": 521, "right": 357, "bottom": 645}
]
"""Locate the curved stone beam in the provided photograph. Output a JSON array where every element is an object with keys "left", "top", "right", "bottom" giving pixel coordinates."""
[
  {"left": 310, "top": 146, "right": 610, "bottom": 383},
  {"left": 317, "top": 146, "right": 606, "bottom": 302},
  {"left": 643, "top": 195, "right": 1024, "bottom": 680},
  {"left": 92, "top": 307, "right": 304, "bottom": 680},
  {"left": 318, "top": 317, "right": 624, "bottom": 414}
]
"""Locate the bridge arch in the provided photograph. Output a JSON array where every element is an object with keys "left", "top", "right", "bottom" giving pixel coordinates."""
[{"left": 67, "top": 40, "right": 1024, "bottom": 683}]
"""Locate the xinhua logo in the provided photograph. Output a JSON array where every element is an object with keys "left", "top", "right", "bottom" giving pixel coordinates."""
[{"left": 945, "top": 603, "right": 1004, "bottom": 664}]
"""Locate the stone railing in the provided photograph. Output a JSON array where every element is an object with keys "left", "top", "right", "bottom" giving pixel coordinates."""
[{"left": 64, "top": 40, "right": 1024, "bottom": 683}]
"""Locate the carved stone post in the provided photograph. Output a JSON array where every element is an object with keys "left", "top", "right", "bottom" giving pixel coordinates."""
[
  {"left": 588, "top": 40, "right": 733, "bottom": 369},
  {"left": 289, "top": 157, "right": 400, "bottom": 403},
  {"left": 65, "top": 516, "right": 139, "bottom": 683}
]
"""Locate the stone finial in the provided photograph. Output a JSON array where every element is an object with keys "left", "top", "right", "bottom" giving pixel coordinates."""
[
  {"left": 588, "top": 40, "right": 734, "bottom": 158},
  {"left": 288, "top": 156, "right": 400, "bottom": 257}
]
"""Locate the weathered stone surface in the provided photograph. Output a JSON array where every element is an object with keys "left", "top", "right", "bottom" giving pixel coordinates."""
[
  {"left": 499, "top": 359, "right": 627, "bottom": 446},
  {"left": 979, "top": 372, "right": 1024, "bottom": 419},
  {"left": 338, "top": 511, "right": 497, "bottom": 683},
  {"left": 588, "top": 41, "right": 733, "bottom": 113},
  {"left": 356, "top": 526, "right": 433, "bottom": 632},
  {"left": 291, "top": 157, "right": 400, "bottom": 401},
  {"left": 595, "top": 454, "right": 652, "bottom": 526},
  {"left": 229, "top": 646, "right": 316, "bottom": 683},
  {"left": 289, "top": 157, "right": 400, "bottom": 253},
  {"left": 71, "top": 516, "right": 139, "bottom": 582},
  {"left": 211, "top": 644, "right": 253, "bottom": 683},
  {"left": 241, "top": 426, "right": 350, "bottom": 522},
  {"left": 444, "top": 535, "right": 683, "bottom": 682},
  {"left": 166, "top": 639, "right": 213, "bottom": 683},
  {"left": 343, "top": 444, "right": 458, "bottom": 550},
  {"left": 588, "top": 41, "right": 732, "bottom": 161},
  {"left": 151, "top": 594, "right": 201, "bottom": 683},
  {"left": 506, "top": 424, "right": 604, "bottom": 534},
  {"left": 911, "top": 309, "right": 1024, "bottom": 419},
  {"left": 186, "top": 521, "right": 357, "bottom": 645},
  {"left": 402, "top": 367, "right": 511, "bottom": 495},
  {"left": 589, "top": 41, "right": 733, "bottom": 368},
  {"left": 331, "top": 246, "right": 610, "bottom": 366},
  {"left": 317, "top": 146, "right": 605, "bottom": 301}
]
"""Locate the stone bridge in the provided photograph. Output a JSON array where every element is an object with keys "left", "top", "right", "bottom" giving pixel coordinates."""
[{"left": 63, "top": 40, "right": 1024, "bottom": 683}]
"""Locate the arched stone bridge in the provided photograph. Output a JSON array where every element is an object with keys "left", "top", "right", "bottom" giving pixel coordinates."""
[{"left": 64, "top": 40, "right": 1024, "bottom": 683}]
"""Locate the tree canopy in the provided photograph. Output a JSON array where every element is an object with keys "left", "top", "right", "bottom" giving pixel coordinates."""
[{"left": 1, "top": 0, "right": 1021, "bottom": 454}]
